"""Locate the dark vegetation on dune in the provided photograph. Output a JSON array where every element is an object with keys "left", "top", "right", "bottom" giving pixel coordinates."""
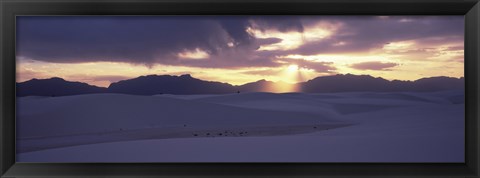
[{"left": 16, "top": 74, "right": 464, "bottom": 96}]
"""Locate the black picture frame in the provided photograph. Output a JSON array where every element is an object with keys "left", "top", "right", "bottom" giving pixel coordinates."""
[{"left": 1, "top": 0, "right": 479, "bottom": 177}]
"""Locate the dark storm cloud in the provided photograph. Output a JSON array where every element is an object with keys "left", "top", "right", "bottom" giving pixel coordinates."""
[
  {"left": 17, "top": 16, "right": 463, "bottom": 69},
  {"left": 17, "top": 16, "right": 232, "bottom": 65},
  {"left": 17, "top": 16, "right": 305, "bottom": 68},
  {"left": 251, "top": 16, "right": 304, "bottom": 32},
  {"left": 218, "top": 17, "right": 253, "bottom": 46},
  {"left": 350, "top": 61, "right": 398, "bottom": 71}
]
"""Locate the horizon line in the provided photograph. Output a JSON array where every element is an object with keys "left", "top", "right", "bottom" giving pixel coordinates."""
[{"left": 17, "top": 73, "right": 465, "bottom": 88}]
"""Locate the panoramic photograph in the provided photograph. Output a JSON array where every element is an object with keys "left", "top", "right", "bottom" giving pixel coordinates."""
[{"left": 16, "top": 16, "right": 464, "bottom": 162}]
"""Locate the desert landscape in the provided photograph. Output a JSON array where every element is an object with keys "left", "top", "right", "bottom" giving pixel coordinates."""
[
  {"left": 16, "top": 15, "right": 464, "bottom": 162},
  {"left": 16, "top": 77, "right": 464, "bottom": 162}
]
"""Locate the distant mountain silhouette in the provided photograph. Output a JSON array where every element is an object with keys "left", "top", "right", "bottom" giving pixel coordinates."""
[
  {"left": 16, "top": 74, "right": 465, "bottom": 96},
  {"left": 412, "top": 76, "right": 464, "bottom": 91},
  {"left": 108, "top": 74, "right": 236, "bottom": 95},
  {"left": 301, "top": 74, "right": 390, "bottom": 92},
  {"left": 17, "top": 77, "right": 107, "bottom": 97},
  {"left": 301, "top": 74, "right": 464, "bottom": 92}
]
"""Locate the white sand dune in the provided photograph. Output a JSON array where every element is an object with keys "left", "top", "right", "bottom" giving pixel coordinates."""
[
  {"left": 17, "top": 93, "right": 347, "bottom": 153},
  {"left": 18, "top": 94, "right": 343, "bottom": 138},
  {"left": 16, "top": 91, "right": 464, "bottom": 162}
]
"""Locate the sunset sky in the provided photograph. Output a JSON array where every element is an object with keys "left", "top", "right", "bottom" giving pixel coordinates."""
[{"left": 16, "top": 16, "right": 464, "bottom": 87}]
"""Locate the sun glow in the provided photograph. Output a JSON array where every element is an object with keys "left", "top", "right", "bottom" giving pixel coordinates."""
[
  {"left": 280, "top": 64, "right": 309, "bottom": 84},
  {"left": 262, "top": 81, "right": 300, "bottom": 93},
  {"left": 287, "top": 64, "right": 299, "bottom": 72}
]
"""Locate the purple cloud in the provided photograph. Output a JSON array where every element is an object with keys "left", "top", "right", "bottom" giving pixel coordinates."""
[
  {"left": 350, "top": 61, "right": 398, "bottom": 71},
  {"left": 16, "top": 16, "right": 463, "bottom": 70},
  {"left": 283, "top": 16, "right": 464, "bottom": 56},
  {"left": 242, "top": 69, "right": 282, "bottom": 76}
]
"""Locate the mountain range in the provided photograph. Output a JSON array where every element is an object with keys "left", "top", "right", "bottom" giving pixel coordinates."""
[
  {"left": 17, "top": 77, "right": 107, "bottom": 97},
  {"left": 16, "top": 74, "right": 464, "bottom": 96}
]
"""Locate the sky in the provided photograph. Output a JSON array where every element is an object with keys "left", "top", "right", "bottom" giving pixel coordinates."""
[{"left": 16, "top": 16, "right": 464, "bottom": 87}]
